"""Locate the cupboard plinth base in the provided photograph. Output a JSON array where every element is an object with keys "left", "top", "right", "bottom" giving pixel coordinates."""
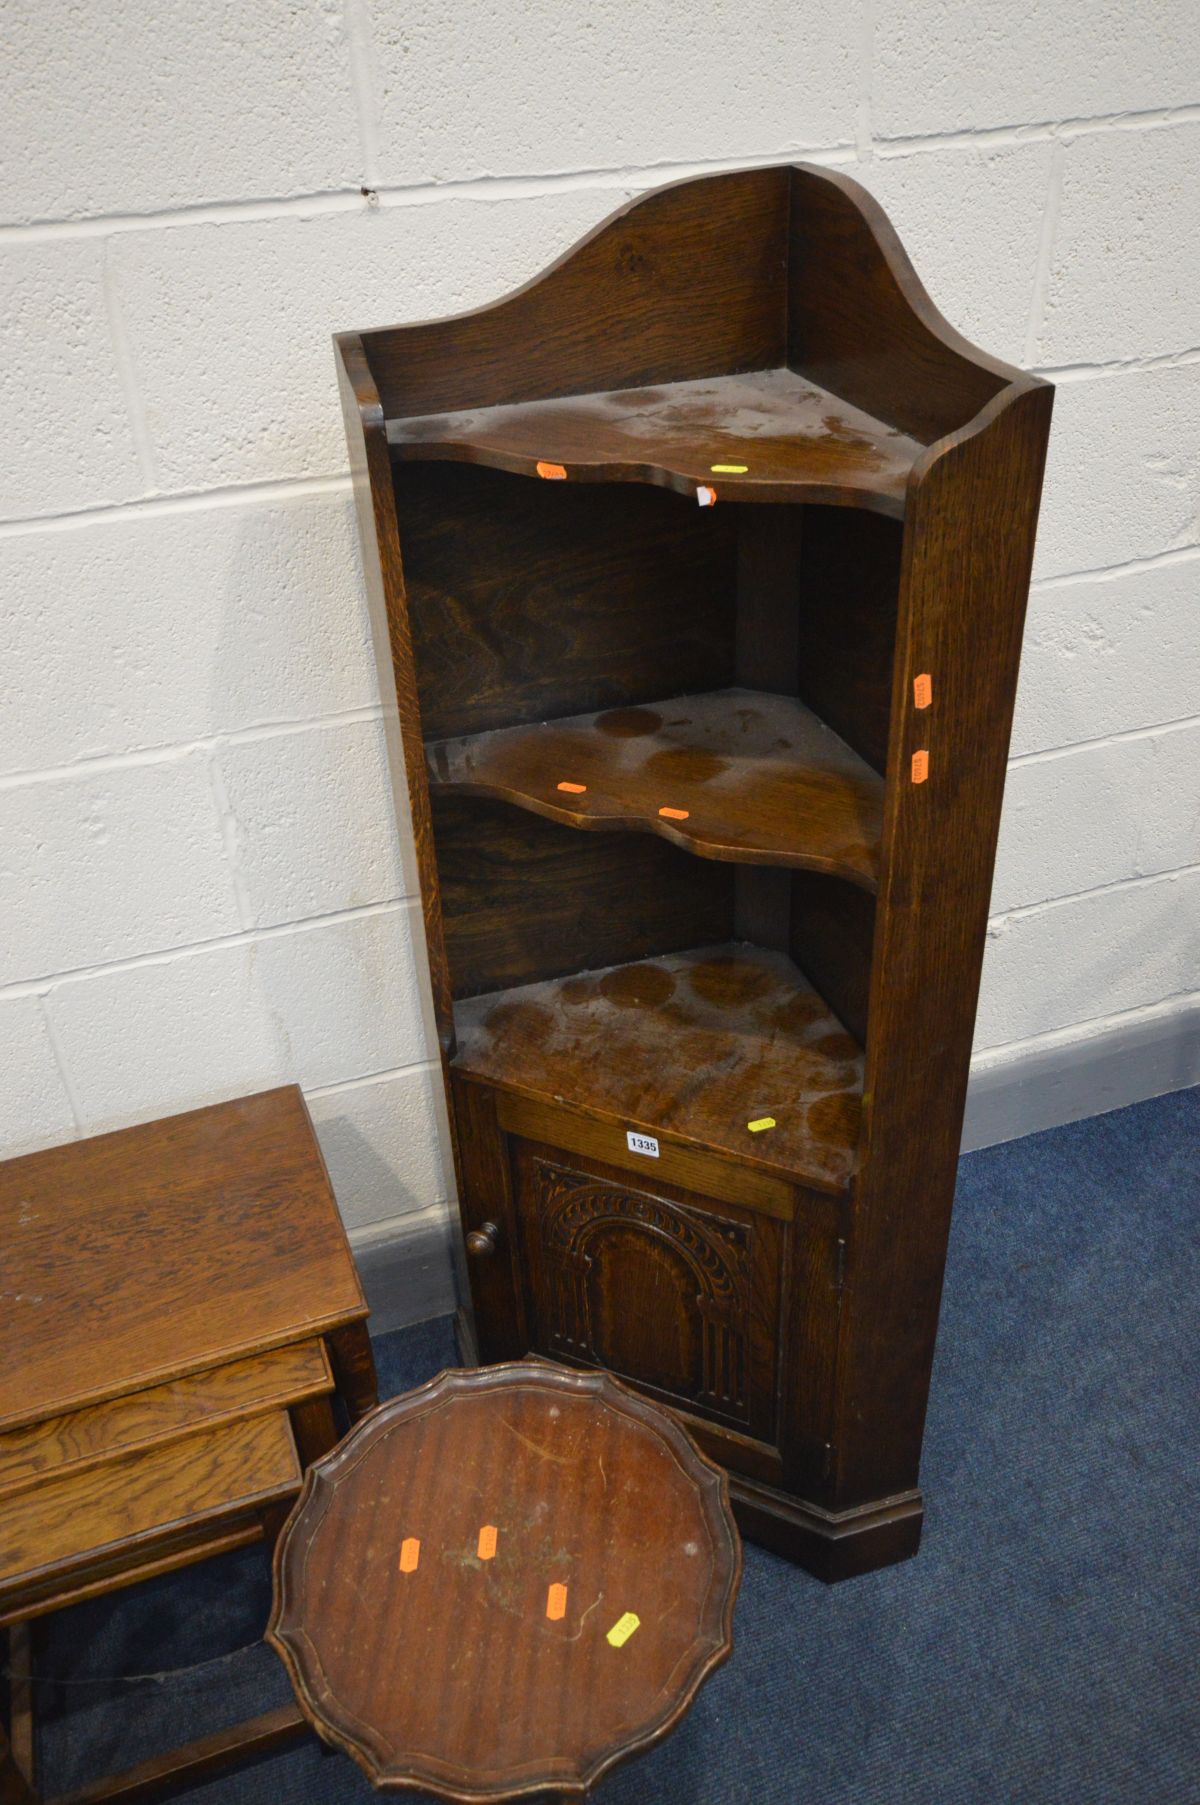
[{"left": 728, "top": 1474, "right": 924, "bottom": 1581}]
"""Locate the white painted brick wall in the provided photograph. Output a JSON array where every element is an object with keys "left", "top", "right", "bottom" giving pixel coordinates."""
[{"left": 2, "top": 3, "right": 1197, "bottom": 1319}]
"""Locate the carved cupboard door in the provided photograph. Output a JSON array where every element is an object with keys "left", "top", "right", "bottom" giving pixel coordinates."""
[{"left": 511, "top": 1141, "right": 783, "bottom": 1445}]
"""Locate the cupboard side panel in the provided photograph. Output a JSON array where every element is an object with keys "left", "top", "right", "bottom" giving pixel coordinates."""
[
  {"left": 337, "top": 339, "right": 453, "bottom": 1046},
  {"left": 835, "top": 381, "right": 1054, "bottom": 1507},
  {"left": 338, "top": 337, "right": 477, "bottom": 1337}
]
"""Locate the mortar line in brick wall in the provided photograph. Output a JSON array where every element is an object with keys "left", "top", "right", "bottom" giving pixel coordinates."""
[
  {"left": 0, "top": 897, "right": 417, "bottom": 1002},
  {"left": 1032, "top": 541, "right": 1200, "bottom": 590},
  {"left": 0, "top": 707, "right": 385, "bottom": 793},
  {"left": 988, "top": 859, "right": 1200, "bottom": 932},
  {"left": 36, "top": 993, "right": 85, "bottom": 1137},
  {"left": 970, "top": 984, "right": 1200, "bottom": 1066},
  {"left": 854, "top": 0, "right": 877, "bottom": 161},
  {"left": 1035, "top": 346, "right": 1200, "bottom": 382},
  {"left": 1008, "top": 711, "right": 1200, "bottom": 769},
  {"left": 874, "top": 100, "right": 1200, "bottom": 156},
  {"left": 343, "top": 0, "right": 381, "bottom": 191},
  {"left": 0, "top": 472, "right": 353, "bottom": 540},
  {"left": 0, "top": 143, "right": 859, "bottom": 243},
  {"left": 307, "top": 1057, "right": 441, "bottom": 1101},
  {"left": 1024, "top": 137, "right": 1064, "bottom": 367},
  {"left": 100, "top": 240, "right": 158, "bottom": 490},
  {"left": 3, "top": 103, "right": 1197, "bottom": 245}
]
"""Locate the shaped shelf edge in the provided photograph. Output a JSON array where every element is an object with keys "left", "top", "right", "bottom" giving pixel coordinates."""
[{"left": 426, "top": 689, "right": 883, "bottom": 892}]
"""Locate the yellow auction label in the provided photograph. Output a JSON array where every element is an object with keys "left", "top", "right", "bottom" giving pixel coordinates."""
[
  {"left": 606, "top": 1611, "right": 641, "bottom": 1648},
  {"left": 747, "top": 1116, "right": 776, "bottom": 1133}
]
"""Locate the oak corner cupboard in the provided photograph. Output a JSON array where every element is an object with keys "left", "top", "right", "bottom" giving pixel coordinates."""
[{"left": 336, "top": 164, "right": 1052, "bottom": 1581}]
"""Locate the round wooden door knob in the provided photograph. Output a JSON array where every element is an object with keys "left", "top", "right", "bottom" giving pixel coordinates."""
[{"left": 466, "top": 1221, "right": 500, "bottom": 1258}]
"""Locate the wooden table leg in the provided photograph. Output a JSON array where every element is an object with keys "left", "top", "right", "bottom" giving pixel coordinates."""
[
  {"left": 4, "top": 1624, "right": 35, "bottom": 1802},
  {"left": 325, "top": 1321, "right": 378, "bottom": 1422},
  {"left": 288, "top": 1396, "right": 339, "bottom": 1467}
]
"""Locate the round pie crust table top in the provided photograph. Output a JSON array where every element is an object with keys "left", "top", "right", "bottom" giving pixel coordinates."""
[{"left": 267, "top": 1358, "right": 741, "bottom": 1801}]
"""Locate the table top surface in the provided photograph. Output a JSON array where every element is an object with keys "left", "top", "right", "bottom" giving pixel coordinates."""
[
  {"left": 0, "top": 1087, "right": 365, "bottom": 1433},
  {"left": 268, "top": 1360, "right": 741, "bottom": 1802}
]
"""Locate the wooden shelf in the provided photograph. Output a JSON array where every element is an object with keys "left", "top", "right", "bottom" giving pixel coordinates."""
[
  {"left": 388, "top": 367, "right": 923, "bottom": 518},
  {"left": 452, "top": 944, "right": 863, "bottom": 1196},
  {"left": 427, "top": 689, "right": 883, "bottom": 890}
]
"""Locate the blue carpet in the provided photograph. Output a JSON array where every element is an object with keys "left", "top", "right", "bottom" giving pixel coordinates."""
[{"left": 28, "top": 1088, "right": 1199, "bottom": 1803}]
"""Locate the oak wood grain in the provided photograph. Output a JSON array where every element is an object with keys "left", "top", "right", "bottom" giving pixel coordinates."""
[
  {"left": 435, "top": 797, "right": 735, "bottom": 1002},
  {"left": 427, "top": 687, "right": 882, "bottom": 890},
  {"left": 453, "top": 944, "right": 863, "bottom": 1196},
  {"left": 514, "top": 1146, "right": 785, "bottom": 1444},
  {"left": 495, "top": 1092, "right": 797, "bottom": 1221},
  {"left": 0, "top": 1522, "right": 264, "bottom": 1629},
  {"left": 397, "top": 461, "right": 736, "bottom": 742},
  {"left": 359, "top": 165, "right": 791, "bottom": 416},
  {"left": 835, "top": 379, "right": 1055, "bottom": 1507},
  {"left": 0, "top": 1088, "right": 366, "bottom": 1433},
  {"left": 390, "top": 367, "right": 922, "bottom": 516},
  {"left": 0, "top": 1342, "right": 330, "bottom": 1501},
  {"left": 0, "top": 1412, "right": 299, "bottom": 1598}
]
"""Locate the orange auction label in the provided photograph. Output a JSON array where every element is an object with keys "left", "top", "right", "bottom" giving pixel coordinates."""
[
  {"left": 546, "top": 1582, "right": 568, "bottom": 1620},
  {"left": 477, "top": 1524, "right": 498, "bottom": 1561},
  {"left": 911, "top": 750, "right": 929, "bottom": 784},
  {"left": 556, "top": 781, "right": 587, "bottom": 794},
  {"left": 659, "top": 806, "right": 690, "bottom": 820},
  {"left": 398, "top": 1537, "right": 420, "bottom": 1573},
  {"left": 536, "top": 461, "right": 567, "bottom": 480},
  {"left": 913, "top": 673, "right": 932, "bottom": 709}
]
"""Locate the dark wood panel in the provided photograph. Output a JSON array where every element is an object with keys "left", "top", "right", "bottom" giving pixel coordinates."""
[
  {"left": 339, "top": 338, "right": 457, "bottom": 1046},
  {"left": 390, "top": 367, "right": 921, "bottom": 515},
  {"left": 788, "top": 870, "right": 876, "bottom": 1047},
  {"left": 453, "top": 943, "right": 863, "bottom": 1195},
  {"left": 837, "top": 381, "right": 1055, "bottom": 1506},
  {"left": 515, "top": 1145, "right": 784, "bottom": 1443},
  {"left": 434, "top": 797, "right": 735, "bottom": 999},
  {"left": 794, "top": 504, "right": 902, "bottom": 775},
  {"left": 495, "top": 1092, "right": 797, "bottom": 1221},
  {"left": 788, "top": 165, "right": 1014, "bottom": 444},
  {"left": 735, "top": 506, "right": 804, "bottom": 695},
  {"left": 360, "top": 165, "right": 791, "bottom": 415},
  {"left": 428, "top": 687, "right": 883, "bottom": 889},
  {"left": 396, "top": 462, "right": 737, "bottom": 740},
  {"left": 449, "top": 1076, "right": 529, "bottom": 1362}
]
